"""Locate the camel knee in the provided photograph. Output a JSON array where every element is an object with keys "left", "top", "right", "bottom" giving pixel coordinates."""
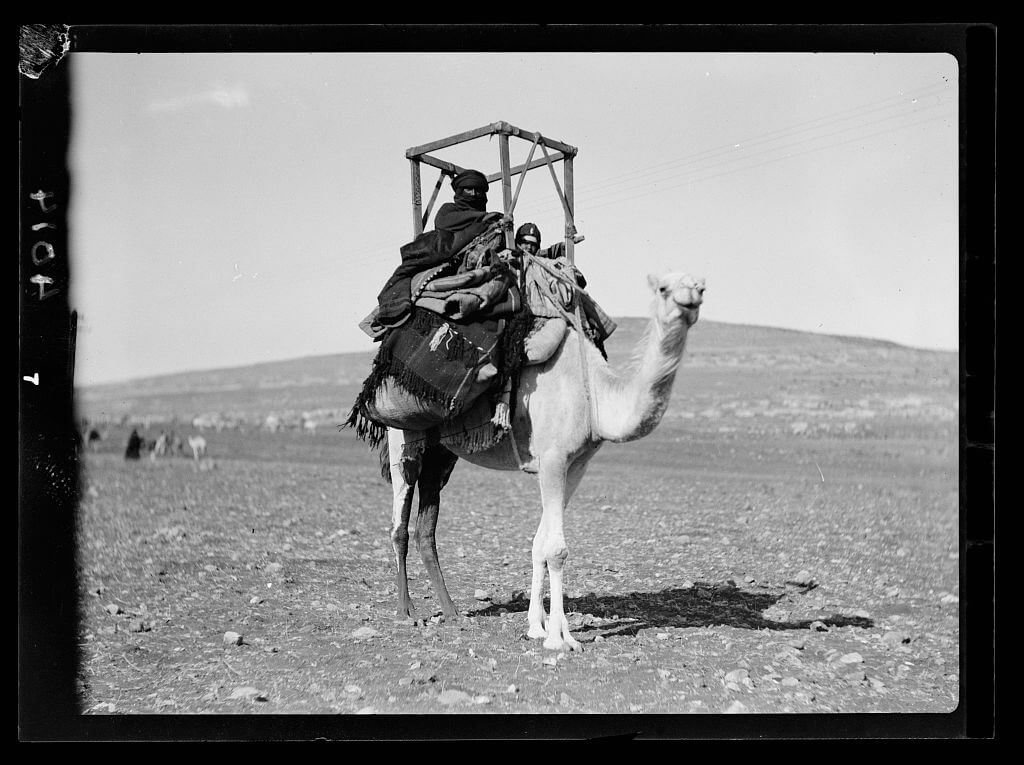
[
  {"left": 534, "top": 537, "right": 568, "bottom": 571},
  {"left": 546, "top": 545, "right": 569, "bottom": 571},
  {"left": 390, "top": 523, "right": 410, "bottom": 552},
  {"left": 411, "top": 520, "right": 434, "bottom": 551}
]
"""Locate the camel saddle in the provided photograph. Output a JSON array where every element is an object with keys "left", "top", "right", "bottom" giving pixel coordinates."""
[{"left": 347, "top": 223, "right": 531, "bottom": 447}]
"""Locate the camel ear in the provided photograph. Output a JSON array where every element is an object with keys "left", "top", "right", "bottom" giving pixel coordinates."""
[{"left": 647, "top": 274, "right": 661, "bottom": 293}]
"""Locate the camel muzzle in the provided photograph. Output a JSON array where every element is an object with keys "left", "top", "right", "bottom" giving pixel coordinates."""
[{"left": 675, "top": 285, "right": 705, "bottom": 309}]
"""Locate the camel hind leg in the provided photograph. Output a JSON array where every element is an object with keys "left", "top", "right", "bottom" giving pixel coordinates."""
[
  {"left": 388, "top": 428, "right": 424, "bottom": 620},
  {"left": 413, "top": 444, "right": 460, "bottom": 621}
]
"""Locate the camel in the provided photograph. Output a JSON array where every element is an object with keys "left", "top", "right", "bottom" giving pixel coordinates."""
[
  {"left": 187, "top": 435, "right": 207, "bottom": 461},
  {"left": 385, "top": 270, "right": 705, "bottom": 651}
]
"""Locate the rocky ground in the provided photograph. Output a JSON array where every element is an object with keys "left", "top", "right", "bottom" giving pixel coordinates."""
[{"left": 37, "top": 321, "right": 974, "bottom": 738}]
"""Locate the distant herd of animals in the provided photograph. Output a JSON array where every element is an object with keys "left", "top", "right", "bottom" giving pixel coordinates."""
[{"left": 81, "top": 425, "right": 208, "bottom": 462}]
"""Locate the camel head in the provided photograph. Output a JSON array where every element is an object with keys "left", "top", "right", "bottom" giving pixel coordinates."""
[{"left": 647, "top": 272, "right": 706, "bottom": 328}]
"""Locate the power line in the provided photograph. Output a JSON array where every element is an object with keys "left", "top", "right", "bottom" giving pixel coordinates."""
[
  {"left": 242, "top": 81, "right": 957, "bottom": 290},
  {"left": 511, "top": 83, "right": 953, "bottom": 219},
  {"left": 581, "top": 110, "right": 956, "bottom": 214}
]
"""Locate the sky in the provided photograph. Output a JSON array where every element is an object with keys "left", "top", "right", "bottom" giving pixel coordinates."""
[{"left": 66, "top": 49, "right": 959, "bottom": 386}]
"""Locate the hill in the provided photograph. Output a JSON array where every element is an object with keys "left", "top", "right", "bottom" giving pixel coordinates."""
[{"left": 74, "top": 319, "right": 957, "bottom": 436}]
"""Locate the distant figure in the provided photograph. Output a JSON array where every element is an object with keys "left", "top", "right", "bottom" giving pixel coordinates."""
[
  {"left": 87, "top": 428, "right": 102, "bottom": 450},
  {"left": 149, "top": 431, "right": 168, "bottom": 461},
  {"left": 124, "top": 429, "right": 143, "bottom": 460},
  {"left": 187, "top": 435, "right": 207, "bottom": 461}
]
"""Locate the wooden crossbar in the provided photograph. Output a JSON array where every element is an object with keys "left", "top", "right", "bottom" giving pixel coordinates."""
[{"left": 406, "top": 121, "right": 577, "bottom": 160}]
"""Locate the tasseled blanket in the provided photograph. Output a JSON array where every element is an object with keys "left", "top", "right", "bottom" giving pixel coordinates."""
[
  {"left": 371, "top": 213, "right": 503, "bottom": 329},
  {"left": 347, "top": 295, "right": 531, "bottom": 449}
]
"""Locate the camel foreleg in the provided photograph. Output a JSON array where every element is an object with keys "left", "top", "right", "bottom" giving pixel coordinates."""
[{"left": 528, "top": 453, "right": 592, "bottom": 651}]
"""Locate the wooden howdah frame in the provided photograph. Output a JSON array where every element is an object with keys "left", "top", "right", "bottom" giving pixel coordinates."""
[{"left": 406, "top": 121, "right": 583, "bottom": 263}]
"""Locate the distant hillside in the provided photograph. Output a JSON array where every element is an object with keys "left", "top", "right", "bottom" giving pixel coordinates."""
[{"left": 75, "top": 318, "right": 957, "bottom": 429}]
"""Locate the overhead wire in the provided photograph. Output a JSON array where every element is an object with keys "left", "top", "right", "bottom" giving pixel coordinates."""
[{"left": 238, "top": 80, "right": 957, "bottom": 290}]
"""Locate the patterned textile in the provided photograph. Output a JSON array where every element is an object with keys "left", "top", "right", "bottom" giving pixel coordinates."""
[
  {"left": 372, "top": 214, "right": 502, "bottom": 328},
  {"left": 346, "top": 306, "right": 531, "bottom": 448}
]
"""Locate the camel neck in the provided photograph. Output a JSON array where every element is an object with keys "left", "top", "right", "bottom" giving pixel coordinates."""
[{"left": 594, "top": 312, "right": 690, "bottom": 443}]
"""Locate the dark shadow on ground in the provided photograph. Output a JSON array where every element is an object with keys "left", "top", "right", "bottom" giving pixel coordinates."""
[{"left": 467, "top": 581, "right": 873, "bottom": 637}]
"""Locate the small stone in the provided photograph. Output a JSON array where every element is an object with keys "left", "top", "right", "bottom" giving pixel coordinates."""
[
  {"left": 656, "top": 632, "right": 670, "bottom": 640},
  {"left": 351, "top": 626, "right": 380, "bottom": 639},
  {"left": 474, "top": 695, "right": 492, "bottom": 704},
  {"left": 838, "top": 652, "right": 864, "bottom": 664},
  {"left": 724, "top": 701, "right": 749, "bottom": 714},
  {"left": 474, "top": 589, "right": 491, "bottom": 601},
  {"left": 790, "top": 570, "right": 815, "bottom": 586},
  {"left": 881, "top": 631, "right": 911, "bottom": 647},
  {"left": 506, "top": 684, "right": 518, "bottom": 694},
  {"left": 223, "top": 631, "right": 243, "bottom": 645},
  {"left": 128, "top": 619, "right": 150, "bottom": 633},
  {"left": 809, "top": 621, "right": 828, "bottom": 632},
  {"left": 398, "top": 677, "right": 412, "bottom": 686},
  {"left": 438, "top": 689, "right": 472, "bottom": 706},
  {"left": 105, "top": 603, "right": 122, "bottom": 615},
  {"left": 628, "top": 704, "right": 642, "bottom": 713},
  {"left": 228, "top": 686, "right": 261, "bottom": 700},
  {"left": 940, "top": 593, "right": 959, "bottom": 604},
  {"left": 781, "top": 677, "right": 799, "bottom": 686},
  {"left": 724, "top": 668, "right": 749, "bottom": 683},
  {"left": 249, "top": 596, "right": 263, "bottom": 605}
]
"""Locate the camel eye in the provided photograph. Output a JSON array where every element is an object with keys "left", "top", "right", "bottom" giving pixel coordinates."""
[{"left": 658, "top": 285, "right": 669, "bottom": 294}]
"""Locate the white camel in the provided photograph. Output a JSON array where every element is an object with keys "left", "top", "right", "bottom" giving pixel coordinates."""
[
  {"left": 187, "top": 435, "right": 207, "bottom": 461},
  {"left": 384, "top": 271, "right": 705, "bottom": 651}
]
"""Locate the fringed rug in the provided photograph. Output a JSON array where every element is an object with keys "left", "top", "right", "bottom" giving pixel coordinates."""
[{"left": 347, "top": 306, "right": 531, "bottom": 449}]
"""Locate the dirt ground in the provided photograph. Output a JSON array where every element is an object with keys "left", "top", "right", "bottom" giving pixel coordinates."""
[
  {"left": 33, "top": 324, "right": 973, "bottom": 738},
  {"left": 69, "top": 438, "right": 958, "bottom": 726}
]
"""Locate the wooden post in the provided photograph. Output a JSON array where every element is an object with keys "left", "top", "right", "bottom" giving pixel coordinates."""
[
  {"left": 564, "top": 155, "right": 575, "bottom": 265},
  {"left": 421, "top": 170, "right": 446, "bottom": 230},
  {"left": 498, "top": 132, "right": 513, "bottom": 249},
  {"left": 410, "top": 159, "right": 423, "bottom": 236}
]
